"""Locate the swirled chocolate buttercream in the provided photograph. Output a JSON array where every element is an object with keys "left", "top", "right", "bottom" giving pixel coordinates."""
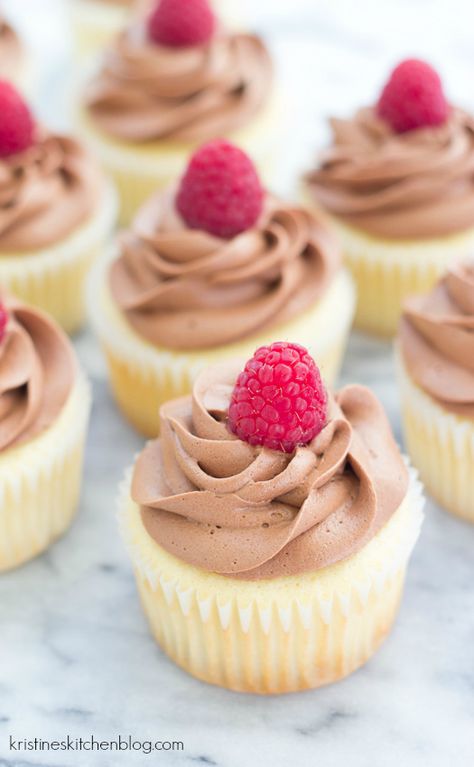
[
  {"left": 85, "top": 24, "right": 272, "bottom": 143},
  {"left": 110, "top": 190, "right": 340, "bottom": 350},
  {"left": 306, "top": 108, "right": 474, "bottom": 239},
  {"left": 399, "top": 262, "right": 474, "bottom": 417},
  {"left": 131, "top": 363, "right": 409, "bottom": 579},
  {"left": 0, "top": 298, "right": 75, "bottom": 450}
]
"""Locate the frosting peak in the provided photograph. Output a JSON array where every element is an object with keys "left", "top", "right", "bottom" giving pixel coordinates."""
[
  {"left": 110, "top": 190, "right": 340, "bottom": 350},
  {"left": 132, "top": 363, "right": 408, "bottom": 579},
  {"left": 0, "top": 297, "right": 75, "bottom": 451},
  {"left": 305, "top": 107, "right": 474, "bottom": 239},
  {"left": 400, "top": 261, "right": 474, "bottom": 417},
  {"left": 85, "top": 27, "right": 272, "bottom": 142}
]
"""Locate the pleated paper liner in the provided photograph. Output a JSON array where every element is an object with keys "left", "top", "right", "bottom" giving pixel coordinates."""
[
  {"left": 119, "top": 464, "right": 424, "bottom": 694},
  {"left": 328, "top": 218, "right": 474, "bottom": 338},
  {"left": 300, "top": 189, "right": 474, "bottom": 338},
  {"left": 88, "top": 254, "right": 355, "bottom": 437},
  {"left": 0, "top": 374, "right": 91, "bottom": 572},
  {"left": 397, "top": 351, "right": 474, "bottom": 522},
  {"left": 0, "top": 184, "right": 117, "bottom": 334}
]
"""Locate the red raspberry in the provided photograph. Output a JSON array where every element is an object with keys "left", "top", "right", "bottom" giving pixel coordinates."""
[
  {"left": 176, "top": 140, "right": 264, "bottom": 238},
  {"left": 228, "top": 342, "right": 328, "bottom": 453},
  {"left": 0, "top": 81, "right": 35, "bottom": 158},
  {"left": 148, "top": 0, "right": 216, "bottom": 48},
  {"left": 377, "top": 59, "right": 449, "bottom": 133},
  {"left": 0, "top": 303, "right": 9, "bottom": 344}
]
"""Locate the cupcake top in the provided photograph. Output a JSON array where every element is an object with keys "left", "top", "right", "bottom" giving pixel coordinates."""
[
  {"left": 110, "top": 141, "right": 340, "bottom": 351},
  {"left": 0, "top": 297, "right": 76, "bottom": 451},
  {"left": 84, "top": 0, "right": 272, "bottom": 143},
  {"left": 131, "top": 343, "right": 408, "bottom": 579},
  {"left": 0, "top": 15, "right": 23, "bottom": 81},
  {"left": 399, "top": 261, "right": 474, "bottom": 418},
  {"left": 305, "top": 59, "right": 474, "bottom": 240},
  {"left": 0, "top": 82, "right": 105, "bottom": 252}
]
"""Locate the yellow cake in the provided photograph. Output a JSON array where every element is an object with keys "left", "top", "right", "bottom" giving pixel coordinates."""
[
  {"left": 88, "top": 154, "right": 355, "bottom": 436},
  {"left": 0, "top": 297, "right": 91, "bottom": 572},
  {"left": 79, "top": 3, "right": 278, "bottom": 223},
  {"left": 397, "top": 261, "right": 474, "bottom": 522},
  {"left": 304, "top": 60, "right": 474, "bottom": 337},
  {"left": 71, "top": 0, "right": 242, "bottom": 60},
  {"left": 119, "top": 355, "right": 424, "bottom": 693},
  {"left": 0, "top": 181, "right": 117, "bottom": 334},
  {"left": 0, "top": 14, "right": 33, "bottom": 97},
  {"left": 72, "top": 0, "right": 135, "bottom": 59},
  {"left": 78, "top": 96, "right": 280, "bottom": 225},
  {"left": 315, "top": 215, "right": 474, "bottom": 339},
  {"left": 0, "top": 83, "right": 117, "bottom": 333}
]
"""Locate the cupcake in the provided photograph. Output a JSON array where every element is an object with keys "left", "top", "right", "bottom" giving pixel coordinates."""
[
  {"left": 0, "top": 81, "right": 116, "bottom": 334},
  {"left": 0, "top": 13, "right": 31, "bottom": 96},
  {"left": 304, "top": 59, "right": 474, "bottom": 337},
  {"left": 120, "top": 342, "right": 424, "bottom": 693},
  {"left": 72, "top": 0, "right": 240, "bottom": 59},
  {"left": 88, "top": 140, "right": 355, "bottom": 437},
  {"left": 79, "top": 0, "right": 276, "bottom": 223},
  {"left": 72, "top": 0, "right": 145, "bottom": 59},
  {"left": 0, "top": 295, "right": 91, "bottom": 572},
  {"left": 397, "top": 261, "right": 474, "bottom": 522}
]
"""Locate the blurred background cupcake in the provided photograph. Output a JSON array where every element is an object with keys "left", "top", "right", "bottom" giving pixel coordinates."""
[
  {"left": 72, "top": 0, "right": 140, "bottom": 59},
  {"left": 71, "top": 0, "right": 241, "bottom": 59},
  {"left": 88, "top": 140, "right": 355, "bottom": 436},
  {"left": 0, "top": 296, "right": 91, "bottom": 572},
  {"left": 397, "top": 261, "right": 474, "bottom": 523},
  {"left": 120, "top": 343, "right": 424, "bottom": 693},
  {"left": 0, "top": 80, "right": 116, "bottom": 334},
  {"left": 303, "top": 59, "right": 474, "bottom": 337},
  {"left": 0, "top": 11, "right": 32, "bottom": 95},
  {"left": 78, "top": 0, "right": 278, "bottom": 223}
]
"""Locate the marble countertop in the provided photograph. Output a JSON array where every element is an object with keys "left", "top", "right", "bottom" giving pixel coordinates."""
[{"left": 1, "top": 1, "right": 474, "bottom": 765}]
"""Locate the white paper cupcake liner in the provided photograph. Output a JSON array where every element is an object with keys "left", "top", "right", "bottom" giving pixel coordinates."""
[
  {"left": 0, "top": 183, "right": 117, "bottom": 334},
  {"left": 71, "top": 0, "right": 130, "bottom": 58},
  {"left": 333, "top": 218, "right": 474, "bottom": 337},
  {"left": 0, "top": 374, "right": 91, "bottom": 571},
  {"left": 118, "top": 461, "right": 424, "bottom": 692},
  {"left": 397, "top": 350, "right": 474, "bottom": 522},
  {"left": 301, "top": 194, "right": 474, "bottom": 338}
]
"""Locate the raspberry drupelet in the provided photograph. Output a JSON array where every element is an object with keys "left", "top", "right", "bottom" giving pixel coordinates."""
[
  {"left": 148, "top": 0, "right": 216, "bottom": 48},
  {"left": 377, "top": 59, "right": 449, "bottom": 133},
  {"left": 0, "top": 81, "right": 35, "bottom": 157},
  {"left": 228, "top": 342, "right": 328, "bottom": 453},
  {"left": 0, "top": 303, "right": 9, "bottom": 344},
  {"left": 176, "top": 139, "right": 264, "bottom": 238}
]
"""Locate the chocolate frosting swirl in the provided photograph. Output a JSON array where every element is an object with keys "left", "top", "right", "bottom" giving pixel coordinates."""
[
  {"left": 400, "top": 262, "right": 474, "bottom": 418},
  {"left": 0, "top": 297, "right": 76, "bottom": 451},
  {"left": 84, "top": 26, "right": 273, "bottom": 143},
  {"left": 305, "top": 108, "right": 474, "bottom": 239},
  {"left": 132, "top": 363, "right": 408, "bottom": 579},
  {"left": 0, "top": 15, "right": 23, "bottom": 79},
  {"left": 110, "top": 190, "right": 340, "bottom": 351},
  {"left": 0, "top": 132, "right": 104, "bottom": 252}
]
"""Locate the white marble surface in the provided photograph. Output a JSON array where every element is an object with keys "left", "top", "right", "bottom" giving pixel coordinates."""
[{"left": 1, "top": 1, "right": 474, "bottom": 765}]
